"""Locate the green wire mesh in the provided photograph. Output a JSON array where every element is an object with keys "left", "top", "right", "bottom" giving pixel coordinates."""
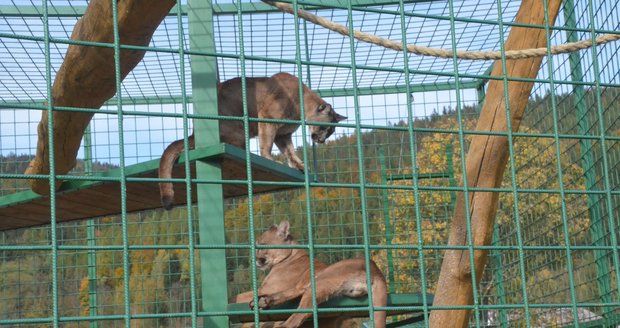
[{"left": 1, "top": 0, "right": 620, "bottom": 327}]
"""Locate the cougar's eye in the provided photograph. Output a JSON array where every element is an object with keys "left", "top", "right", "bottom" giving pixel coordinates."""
[{"left": 317, "top": 104, "right": 326, "bottom": 112}]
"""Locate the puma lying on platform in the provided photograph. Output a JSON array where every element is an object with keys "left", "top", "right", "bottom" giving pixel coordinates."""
[{"left": 233, "top": 221, "right": 387, "bottom": 328}]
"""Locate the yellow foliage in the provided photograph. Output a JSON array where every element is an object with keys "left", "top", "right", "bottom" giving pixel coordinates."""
[
  {"left": 381, "top": 116, "right": 591, "bottom": 294},
  {"left": 78, "top": 277, "right": 90, "bottom": 316},
  {"left": 114, "top": 267, "right": 124, "bottom": 284}
]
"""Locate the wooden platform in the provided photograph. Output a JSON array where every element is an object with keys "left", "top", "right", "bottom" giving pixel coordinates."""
[
  {"left": 228, "top": 293, "right": 433, "bottom": 325},
  {"left": 0, "top": 143, "right": 306, "bottom": 231}
]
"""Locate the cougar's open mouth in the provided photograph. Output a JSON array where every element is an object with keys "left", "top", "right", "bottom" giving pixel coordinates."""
[{"left": 311, "top": 133, "right": 326, "bottom": 144}]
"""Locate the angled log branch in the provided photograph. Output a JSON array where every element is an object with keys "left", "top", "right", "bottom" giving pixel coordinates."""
[
  {"left": 26, "top": 0, "right": 176, "bottom": 194},
  {"left": 429, "top": 0, "right": 562, "bottom": 327}
]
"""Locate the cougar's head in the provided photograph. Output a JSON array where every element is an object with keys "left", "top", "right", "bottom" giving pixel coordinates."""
[
  {"left": 255, "top": 220, "right": 294, "bottom": 271},
  {"left": 307, "top": 103, "right": 347, "bottom": 144}
]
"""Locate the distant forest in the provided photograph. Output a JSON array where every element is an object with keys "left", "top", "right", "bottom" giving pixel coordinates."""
[{"left": 1, "top": 88, "right": 619, "bottom": 327}]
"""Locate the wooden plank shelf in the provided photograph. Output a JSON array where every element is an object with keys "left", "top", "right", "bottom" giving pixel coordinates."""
[
  {"left": 0, "top": 143, "right": 306, "bottom": 231},
  {"left": 228, "top": 292, "right": 433, "bottom": 325}
]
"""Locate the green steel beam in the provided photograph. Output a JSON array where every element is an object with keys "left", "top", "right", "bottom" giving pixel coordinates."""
[
  {"left": 474, "top": 63, "right": 493, "bottom": 94},
  {"left": 0, "top": 5, "right": 85, "bottom": 17},
  {"left": 86, "top": 220, "right": 98, "bottom": 328},
  {"left": 387, "top": 172, "right": 451, "bottom": 181},
  {"left": 227, "top": 292, "right": 434, "bottom": 323},
  {"left": 490, "top": 225, "right": 508, "bottom": 328},
  {"left": 378, "top": 148, "right": 396, "bottom": 294},
  {"left": 84, "top": 124, "right": 98, "bottom": 328},
  {"left": 445, "top": 144, "right": 457, "bottom": 210},
  {"left": 563, "top": 0, "right": 613, "bottom": 318},
  {"left": 473, "top": 63, "right": 491, "bottom": 115},
  {"left": 476, "top": 83, "right": 486, "bottom": 114},
  {"left": 322, "top": 80, "right": 480, "bottom": 97},
  {"left": 0, "top": 0, "right": 441, "bottom": 17},
  {"left": 0, "top": 97, "right": 191, "bottom": 109},
  {"left": 187, "top": 1, "right": 228, "bottom": 327},
  {"left": 0, "top": 81, "right": 481, "bottom": 109},
  {"left": 211, "top": 0, "right": 445, "bottom": 14}
]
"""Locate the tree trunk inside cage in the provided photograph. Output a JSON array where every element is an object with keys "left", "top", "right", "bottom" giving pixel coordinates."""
[
  {"left": 25, "top": 0, "right": 175, "bottom": 195},
  {"left": 429, "top": 0, "right": 563, "bottom": 327}
]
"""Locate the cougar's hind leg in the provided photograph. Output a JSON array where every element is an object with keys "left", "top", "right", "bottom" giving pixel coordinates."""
[{"left": 279, "top": 278, "right": 342, "bottom": 328}]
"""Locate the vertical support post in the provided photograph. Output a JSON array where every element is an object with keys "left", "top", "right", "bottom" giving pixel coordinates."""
[
  {"left": 84, "top": 126, "right": 93, "bottom": 175},
  {"left": 84, "top": 126, "right": 98, "bottom": 328},
  {"left": 188, "top": 1, "right": 228, "bottom": 327},
  {"left": 379, "top": 148, "right": 396, "bottom": 293},
  {"left": 445, "top": 144, "right": 457, "bottom": 210},
  {"left": 563, "top": 0, "right": 613, "bottom": 318},
  {"left": 302, "top": 17, "right": 321, "bottom": 183},
  {"left": 476, "top": 83, "right": 486, "bottom": 115},
  {"left": 429, "top": 1, "right": 562, "bottom": 326},
  {"left": 490, "top": 225, "right": 508, "bottom": 328},
  {"left": 87, "top": 220, "right": 98, "bottom": 327}
]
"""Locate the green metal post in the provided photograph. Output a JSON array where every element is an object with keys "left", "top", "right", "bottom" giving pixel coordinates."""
[
  {"left": 84, "top": 126, "right": 93, "bottom": 175},
  {"left": 84, "top": 125, "right": 98, "bottom": 328},
  {"left": 301, "top": 15, "right": 321, "bottom": 183},
  {"left": 476, "top": 83, "right": 486, "bottom": 115},
  {"left": 188, "top": 1, "right": 228, "bottom": 327},
  {"left": 379, "top": 148, "right": 396, "bottom": 293},
  {"left": 490, "top": 225, "right": 508, "bottom": 328},
  {"left": 86, "top": 221, "right": 98, "bottom": 327},
  {"left": 563, "top": 0, "right": 613, "bottom": 317},
  {"left": 445, "top": 144, "right": 456, "bottom": 210}
]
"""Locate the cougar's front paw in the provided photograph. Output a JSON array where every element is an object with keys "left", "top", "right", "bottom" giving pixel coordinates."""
[
  {"left": 249, "top": 295, "right": 273, "bottom": 310},
  {"left": 258, "top": 295, "right": 274, "bottom": 309},
  {"left": 295, "top": 162, "right": 305, "bottom": 173}
]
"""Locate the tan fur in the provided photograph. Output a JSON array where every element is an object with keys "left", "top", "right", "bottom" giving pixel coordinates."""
[
  {"left": 158, "top": 72, "right": 346, "bottom": 209},
  {"left": 233, "top": 221, "right": 387, "bottom": 328}
]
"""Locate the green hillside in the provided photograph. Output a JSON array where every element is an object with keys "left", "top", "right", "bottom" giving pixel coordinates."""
[{"left": 1, "top": 88, "right": 619, "bottom": 326}]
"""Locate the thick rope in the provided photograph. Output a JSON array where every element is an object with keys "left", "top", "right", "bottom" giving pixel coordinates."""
[{"left": 263, "top": 0, "right": 620, "bottom": 60}]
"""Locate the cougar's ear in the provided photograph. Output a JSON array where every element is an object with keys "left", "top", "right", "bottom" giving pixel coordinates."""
[
  {"left": 277, "top": 220, "right": 290, "bottom": 239},
  {"left": 334, "top": 112, "right": 347, "bottom": 122}
]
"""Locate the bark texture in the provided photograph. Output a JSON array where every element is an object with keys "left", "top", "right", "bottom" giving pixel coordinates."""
[
  {"left": 26, "top": 0, "right": 176, "bottom": 194},
  {"left": 429, "top": 1, "right": 562, "bottom": 326}
]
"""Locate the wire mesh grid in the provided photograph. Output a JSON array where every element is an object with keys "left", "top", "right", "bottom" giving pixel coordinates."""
[{"left": 0, "top": 0, "right": 620, "bottom": 327}]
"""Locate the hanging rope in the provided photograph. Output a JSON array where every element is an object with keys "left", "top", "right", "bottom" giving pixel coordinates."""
[{"left": 263, "top": 0, "right": 620, "bottom": 60}]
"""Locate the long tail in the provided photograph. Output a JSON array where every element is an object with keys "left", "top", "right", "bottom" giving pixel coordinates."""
[
  {"left": 158, "top": 134, "right": 195, "bottom": 210},
  {"left": 371, "top": 264, "right": 388, "bottom": 328}
]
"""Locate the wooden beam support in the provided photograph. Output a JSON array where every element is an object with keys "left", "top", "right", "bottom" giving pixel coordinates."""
[
  {"left": 429, "top": 1, "right": 562, "bottom": 327},
  {"left": 25, "top": 0, "right": 175, "bottom": 194}
]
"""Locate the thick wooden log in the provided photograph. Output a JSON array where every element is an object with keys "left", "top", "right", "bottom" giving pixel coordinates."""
[
  {"left": 429, "top": 0, "right": 562, "bottom": 327},
  {"left": 25, "top": 0, "right": 176, "bottom": 194}
]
